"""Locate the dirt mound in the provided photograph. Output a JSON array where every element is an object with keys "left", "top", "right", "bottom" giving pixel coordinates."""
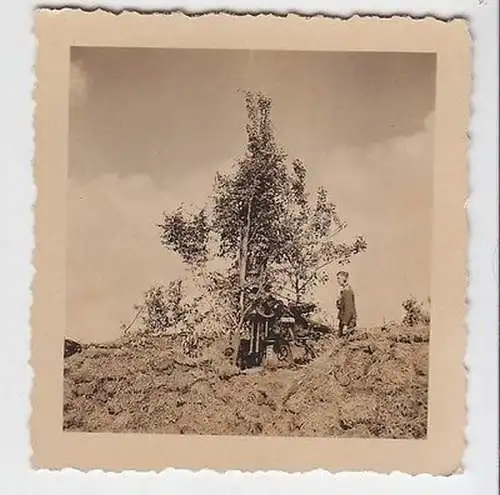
[{"left": 63, "top": 325, "right": 429, "bottom": 439}]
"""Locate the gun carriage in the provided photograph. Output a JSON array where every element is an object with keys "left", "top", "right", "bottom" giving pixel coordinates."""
[{"left": 235, "top": 285, "right": 330, "bottom": 369}]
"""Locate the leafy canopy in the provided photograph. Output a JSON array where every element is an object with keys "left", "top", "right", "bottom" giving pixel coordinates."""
[{"left": 158, "top": 91, "right": 367, "bottom": 308}]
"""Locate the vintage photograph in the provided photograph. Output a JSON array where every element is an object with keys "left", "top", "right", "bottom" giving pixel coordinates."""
[
  {"left": 31, "top": 10, "right": 470, "bottom": 473},
  {"left": 63, "top": 47, "right": 435, "bottom": 439}
]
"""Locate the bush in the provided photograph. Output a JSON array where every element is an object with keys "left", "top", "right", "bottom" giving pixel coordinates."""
[
  {"left": 139, "top": 280, "right": 185, "bottom": 334},
  {"left": 402, "top": 297, "right": 430, "bottom": 327},
  {"left": 130, "top": 277, "right": 229, "bottom": 357}
]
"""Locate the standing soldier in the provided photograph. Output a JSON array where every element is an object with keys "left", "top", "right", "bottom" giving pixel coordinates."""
[{"left": 336, "top": 271, "right": 357, "bottom": 337}]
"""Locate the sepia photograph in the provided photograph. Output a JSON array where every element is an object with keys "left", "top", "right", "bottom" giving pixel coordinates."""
[
  {"left": 63, "top": 46, "right": 434, "bottom": 439},
  {"left": 31, "top": 11, "right": 470, "bottom": 474}
]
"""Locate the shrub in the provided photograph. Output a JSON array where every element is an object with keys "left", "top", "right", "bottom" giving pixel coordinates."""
[
  {"left": 140, "top": 280, "right": 185, "bottom": 334},
  {"left": 402, "top": 296, "right": 430, "bottom": 327},
  {"left": 130, "top": 278, "right": 229, "bottom": 357}
]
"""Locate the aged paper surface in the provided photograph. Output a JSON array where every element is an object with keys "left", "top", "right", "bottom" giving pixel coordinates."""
[{"left": 31, "top": 9, "right": 470, "bottom": 474}]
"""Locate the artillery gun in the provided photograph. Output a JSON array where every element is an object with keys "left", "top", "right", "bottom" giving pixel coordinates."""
[{"left": 235, "top": 288, "right": 332, "bottom": 370}]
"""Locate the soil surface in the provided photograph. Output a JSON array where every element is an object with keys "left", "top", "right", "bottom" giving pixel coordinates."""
[{"left": 63, "top": 324, "right": 429, "bottom": 439}]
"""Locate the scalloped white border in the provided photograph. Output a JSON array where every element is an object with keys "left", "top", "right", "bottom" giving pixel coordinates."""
[{"left": 0, "top": 0, "right": 498, "bottom": 493}]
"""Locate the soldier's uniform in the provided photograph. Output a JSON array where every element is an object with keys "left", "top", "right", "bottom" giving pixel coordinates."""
[{"left": 336, "top": 284, "right": 357, "bottom": 337}]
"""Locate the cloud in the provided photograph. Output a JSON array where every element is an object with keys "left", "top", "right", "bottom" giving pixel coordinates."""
[
  {"left": 67, "top": 114, "right": 434, "bottom": 341},
  {"left": 66, "top": 173, "right": 187, "bottom": 342},
  {"left": 310, "top": 116, "right": 434, "bottom": 327},
  {"left": 70, "top": 60, "right": 89, "bottom": 107}
]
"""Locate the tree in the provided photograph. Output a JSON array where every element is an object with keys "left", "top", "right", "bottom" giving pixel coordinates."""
[
  {"left": 157, "top": 91, "right": 367, "bottom": 363},
  {"left": 211, "top": 92, "right": 293, "bottom": 321},
  {"left": 159, "top": 208, "right": 210, "bottom": 266},
  {"left": 274, "top": 158, "right": 367, "bottom": 303}
]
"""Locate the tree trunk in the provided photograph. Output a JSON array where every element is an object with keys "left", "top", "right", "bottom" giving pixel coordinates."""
[
  {"left": 294, "top": 276, "right": 301, "bottom": 304},
  {"left": 232, "top": 196, "right": 253, "bottom": 366}
]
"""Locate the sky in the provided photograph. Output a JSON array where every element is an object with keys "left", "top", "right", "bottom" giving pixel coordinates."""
[{"left": 67, "top": 47, "right": 436, "bottom": 343}]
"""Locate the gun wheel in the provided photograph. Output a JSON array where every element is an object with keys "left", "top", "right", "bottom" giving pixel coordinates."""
[{"left": 274, "top": 342, "right": 292, "bottom": 362}]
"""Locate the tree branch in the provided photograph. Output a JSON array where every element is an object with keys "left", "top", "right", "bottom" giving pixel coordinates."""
[{"left": 296, "top": 256, "right": 340, "bottom": 295}]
